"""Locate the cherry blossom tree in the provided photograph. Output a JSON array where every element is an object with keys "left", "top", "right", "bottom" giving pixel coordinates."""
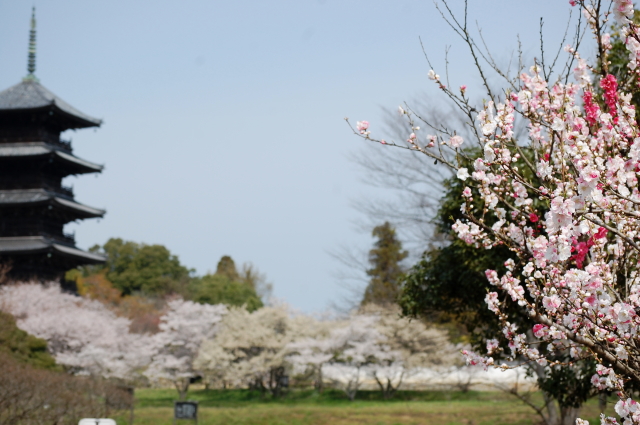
[
  {"left": 144, "top": 299, "right": 227, "bottom": 399},
  {"left": 361, "top": 304, "right": 460, "bottom": 399},
  {"left": 323, "top": 315, "right": 389, "bottom": 400},
  {"left": 287, "top": 333, "right": 335, "bottom": 393},
  {"left": 288, "top": 307, "right": 459, "bottom": 400},
  {"left": 0, "top": 283, "right": 153, "bottom": 380},
  {"left": 194, "top": 304, "right": 325, "bottom": 396},
  {"left": 352, "top": 1, "right": 640, "bottom": 423}
]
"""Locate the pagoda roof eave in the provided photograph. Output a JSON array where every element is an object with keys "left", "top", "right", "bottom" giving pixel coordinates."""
[
  {"left": 55, "top": 150, "right": 103, "bottom": 173},
  {"left": 0, "top": 142, "right": 103, "bottom": 173},
  {"left": 0, "top": 189, "right": 105, "bottom": 218},
  {"left": 52, "top": 243, "right": 106, "bottom": 263},
  {"left": 0, "top": 80, "right": 102, "bottom": 129},
  {"left": 53, "top": 197, "right": 105, "bottom": 218},
  {"left": 0, "top": 236, "right": 105, "bottom": 263}
]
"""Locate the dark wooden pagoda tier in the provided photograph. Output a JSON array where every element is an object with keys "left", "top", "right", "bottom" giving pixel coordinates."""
[{"left": 0, "top": 78, "right": 106, "bottom": 280}]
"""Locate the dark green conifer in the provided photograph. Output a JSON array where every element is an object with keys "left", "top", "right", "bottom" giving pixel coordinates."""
[{"left": 361, "top": 222, "right": 408, "bottom": 306}]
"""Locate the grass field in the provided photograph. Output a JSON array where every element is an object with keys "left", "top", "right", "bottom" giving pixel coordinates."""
[{"left": 118, "top": 388, "right": 617, "bottom": 425}]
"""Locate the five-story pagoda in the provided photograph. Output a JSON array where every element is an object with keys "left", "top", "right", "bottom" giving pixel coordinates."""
[{"left": 0, "top": 8, "right": 106, "bottom": 280}]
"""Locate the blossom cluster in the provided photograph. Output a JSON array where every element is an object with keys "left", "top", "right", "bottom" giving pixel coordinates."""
[
  {"left": 0, "top": 283, "right": 154, "bottom": 379},
  {"left": 448, "top": 3, "right": 640, "bottom": 423},
  {"left": 352, "top": 1, "right": 640, "bottom": 423}
]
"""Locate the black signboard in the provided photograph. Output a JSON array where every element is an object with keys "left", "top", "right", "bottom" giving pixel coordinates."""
[
  {"left": 174, "top": 401, "right": 198, "bottom": 421},
  {"left": 279, "top": 375, "right": 289, "bottom": 388}
]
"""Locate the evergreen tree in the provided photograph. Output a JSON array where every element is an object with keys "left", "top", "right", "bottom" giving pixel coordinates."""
[
  {"left": 361, "top": 222, "right": 408, "bottom": 306},
  {"left": 188, "top": 256, "right": 263, "bottom": 311},
  {"left": 80, "top": 238, "right": 193, "bottom": 297},
  {"left": 70, "top": 244, "right": 268, "bottom": 311},
  {"left": 0, "top": 311, "right": 58, "bottom": 370},
  {"left": 215, "top": 255, "right": 240, "bottom": 281}
]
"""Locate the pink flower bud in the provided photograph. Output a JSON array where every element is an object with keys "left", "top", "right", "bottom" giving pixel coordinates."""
[{"left": 356, "top": 120, "right": 369, "bottom": 134}]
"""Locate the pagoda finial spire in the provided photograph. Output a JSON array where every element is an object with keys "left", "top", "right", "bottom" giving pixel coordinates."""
[{"left": 25, "top": 7, "right": 38, "bottom": 81}]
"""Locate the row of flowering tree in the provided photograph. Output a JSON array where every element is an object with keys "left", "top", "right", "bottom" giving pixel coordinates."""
[
  {"left": 285, "top": 304, "right": 458, "bottom": 400},
  {"left": 0, "top": 283, "right": 225, "bottom": 398},
  {"left": 351, "top": 0, "right": 640, "bottom": 423},
  {"left": 194, "top": 303, "right": 459, "bottom": 399},
  {"left": 0, "top": 283, "right": 459, "bottom": 400}
]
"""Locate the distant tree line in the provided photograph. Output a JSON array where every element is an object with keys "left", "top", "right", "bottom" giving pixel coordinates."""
[
  {"left": 65, "top": 238, "right": 270, "bottom": 332},
  {"left": 0, "top": 282, "right": 460, "bottom": 403}
]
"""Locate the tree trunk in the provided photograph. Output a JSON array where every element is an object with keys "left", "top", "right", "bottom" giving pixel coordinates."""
[
  {"left": 129, "top": 387, "right": 135, "bottom": 425},
  {"left": 345, "top": 367, "right": 361, "bottom": 401},
  {"left": 374, "top": 372, "right": 403, "bottom": 400},
  {"left": 175, "top": 378, "right": 190, "bottom": 400},
  {"left": 387, "top": 371, "right": 404, "bottom": 400},
  {"left": 346, "top": 381, "right": 357, "bottom": 401},
  {"left": 268, "top": 367, "right": 286, "bottom": 398},
  {"left": 542, "top": 391, "right": 559, "bottom": 425},
  {"left": 530, "top": 362, "right": 557, "bottom": 425},
  {"left": 599, "top": 392, "right": 607, "bottom": 414},
  {"left": 315, "top": 366, "right": 324, "bottom": 394},
  {"left": 384, "top": 379, "right": 393, "bottom": 400},
  {"left": 374, "top": 374, "right": 385, "bottom": 395},
  {"left": 560, "top": 406, "right": 580, "bottom": 425},
  {"left": 251, "top": 376, "right": 266, "bottom": 394}
]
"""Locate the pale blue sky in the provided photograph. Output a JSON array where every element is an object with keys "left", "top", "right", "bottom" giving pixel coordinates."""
[{"left": 0, "top": 1, "right": 578, "bottom": 312}]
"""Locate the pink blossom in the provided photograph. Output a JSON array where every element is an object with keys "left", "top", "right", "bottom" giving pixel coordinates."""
[
  {"left": 602, "top": 33, "right": 612, "bottom": 50},
  {"left": 542, "top": 295, "right": 561, "bottom": 313},
  {"left": 448, "top": 135, "right": 463, "bottom": 148},
  {"left": 613, "top": 0, "right": 634, "bottom": 25},
  {"left": 594, "top": 227, "right": 608, "bottom": 239},
  {"left": 533, "top": 324, "right": 548, "bottom": 338},
  {"left": 356, "top": 120, "right": 369, "bottom": 134},
  {"left": 486, "top": 339, "right": 499, "bottom": 353},
  {"left": 583, "top": 91, "right": 599, "bottom": 126},
  {"left": 615, "top": 398, "right": 639, "bottom": 418},
  {"left": 571, "top": 241, "right": 590, "bottom": 269},
  {"left": 600, "top": 75, "right": 620, "bottom": 124},
  {"left": 461, "top": 349, "right": 494, "bottom": 370},
  {"left": 485, "top": 292, "right": 500, "bottom": 313}
]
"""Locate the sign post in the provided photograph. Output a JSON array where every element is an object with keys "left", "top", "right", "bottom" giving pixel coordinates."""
[{"left": 174, "top": 401, "right": 198, "bottom": 425}]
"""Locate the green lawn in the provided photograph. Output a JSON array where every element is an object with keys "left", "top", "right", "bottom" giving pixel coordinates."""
[{"left": 120, "top": 388, "right": 615, "bottom": 425}]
